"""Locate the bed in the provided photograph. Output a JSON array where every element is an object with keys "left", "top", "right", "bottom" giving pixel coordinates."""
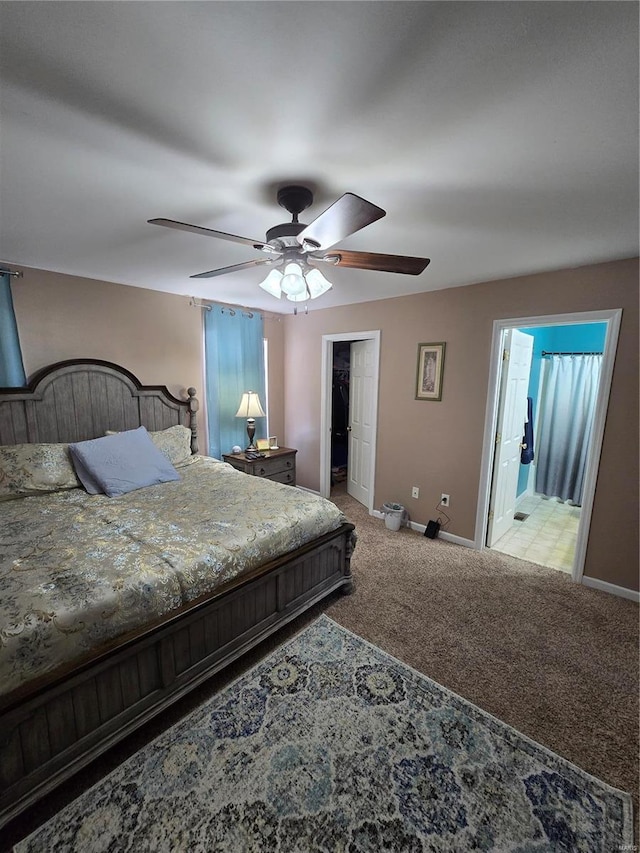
[{"left": 0, "top": 359, "right": 355, "bottom": 828}]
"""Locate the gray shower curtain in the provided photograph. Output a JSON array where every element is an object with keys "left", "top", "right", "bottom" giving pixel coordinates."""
[{"left": 535, "top": 354, "right": 602, "bottom": 505}]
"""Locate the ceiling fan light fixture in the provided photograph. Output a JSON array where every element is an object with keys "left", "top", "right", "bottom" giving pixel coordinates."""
[
  {"left": 258, "top": 268, "right": 283, "bottom": 298},
  {"left": 281, "top": 263, "right": 306, "bottom": 297},
  {"left": 151, "top": 185, "right": 428, "bottom": 310}
]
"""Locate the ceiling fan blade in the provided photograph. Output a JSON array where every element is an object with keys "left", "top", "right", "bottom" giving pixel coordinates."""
[
  {"left": 190, "top": 258, "right": 274, "bottom": 279},
  {"left": 320, "top": 250, "right": 430, "bottom": 275},
  {"left": 297, "top": 193, "right": 386, "bottom": 251},
  {"left": 149, "top": 218, "right": 273, "bottom": 252}
]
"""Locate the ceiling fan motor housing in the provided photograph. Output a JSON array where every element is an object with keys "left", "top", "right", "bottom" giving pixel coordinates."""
[
  {"left": 265, "top": 185, "right": 314, "bottom": 243},
  {"left": 277, "top": 185, "right": 313, "bottom": 217},
  {"left": 265, "top": 221, "right": 306, "bottom": 242}
]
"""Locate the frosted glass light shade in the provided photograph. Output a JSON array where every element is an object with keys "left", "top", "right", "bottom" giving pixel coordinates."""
[
  {"left": 257, "top": 263, "right": 333, "bottom": 305},
  {"left": 305, "top": 268, "right": 332, "bottom": 299},
  {"left": 286, "top": 289, "right": 310, "bottom": 303},
  {"left": 235, "top": 391, "right": 266, "bottom": 419},
  {"left": 258, "top": 269, "right": 283, "bottom": 298},
  {"left": 281, "top": 263, "right": 306, "bottom": 297}
]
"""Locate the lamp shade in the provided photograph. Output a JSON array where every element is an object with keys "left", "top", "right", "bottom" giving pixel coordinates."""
[
  {"left": 258, "top": 269, "right": 283, "bottom": 298},
  {"left": 235, "top": 391, "right": 266, "bottom": 419}
]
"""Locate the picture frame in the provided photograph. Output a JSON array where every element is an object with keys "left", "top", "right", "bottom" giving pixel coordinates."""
[
  {"left": 256, "top": 436, "right": 279, "bottom": 451},
  {"left": 415, "top": 342, "right": 446, "bottom": 401}
]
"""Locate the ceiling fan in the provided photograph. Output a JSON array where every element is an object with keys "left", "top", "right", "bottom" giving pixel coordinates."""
[{"left": 149, "top": 185, "right": 430, "bottom": 304}]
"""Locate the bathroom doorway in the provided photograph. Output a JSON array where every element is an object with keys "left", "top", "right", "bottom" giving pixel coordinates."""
[{"left": 476, "top": 309, "right": 621, "bottom": 583}]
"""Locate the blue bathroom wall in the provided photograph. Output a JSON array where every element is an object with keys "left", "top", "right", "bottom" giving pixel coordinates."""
[{"left": 515, "top": 322, "right": 607, "bottom": 496}]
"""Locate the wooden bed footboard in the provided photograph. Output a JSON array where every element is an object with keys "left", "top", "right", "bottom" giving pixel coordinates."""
[{"left": 0, "top": 521, "right": 355, "bottom": 828}]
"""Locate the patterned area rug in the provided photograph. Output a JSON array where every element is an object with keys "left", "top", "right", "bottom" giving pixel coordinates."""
[{"left": 16, "top": 616, "right": 632, "bottom": 852}]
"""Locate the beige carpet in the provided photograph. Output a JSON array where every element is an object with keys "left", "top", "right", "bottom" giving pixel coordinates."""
[
  {"left": 4, "top": 494, "right": 638, "bottom": 849},
  {"left": 329, "top": 496, "right": 639, "bottom": 822}
]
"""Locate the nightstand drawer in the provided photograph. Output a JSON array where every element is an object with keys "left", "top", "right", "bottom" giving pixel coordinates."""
[
  {"left": 253, "top": 456, "right": 295, "bottom": 478},
  {"left": 269, "top": 469, "right": 296, "bottom": 486}
]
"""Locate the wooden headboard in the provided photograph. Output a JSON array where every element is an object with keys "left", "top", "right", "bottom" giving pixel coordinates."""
[{"left": 0, "top": 359, "right": 199, "bottom": 452}]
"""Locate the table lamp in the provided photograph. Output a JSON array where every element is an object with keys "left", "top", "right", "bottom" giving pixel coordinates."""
[{"left": 235, "top": 391, "right": 266, "bottom": 451}]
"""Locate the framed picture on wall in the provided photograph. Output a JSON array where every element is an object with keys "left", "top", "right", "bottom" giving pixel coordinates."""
[{"left": 415, "top": 342, "right": 446, "bottom": 401}]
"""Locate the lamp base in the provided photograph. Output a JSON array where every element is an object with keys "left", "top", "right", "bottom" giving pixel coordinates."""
[{"left": 245, "top": 418, "right": 257, "bottom": 451}]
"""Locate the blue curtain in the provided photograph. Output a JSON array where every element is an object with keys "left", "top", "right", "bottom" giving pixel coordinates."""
[
  {"left": 535, "top": 354, "right": 602, "bottom": 505},
  {"left": 204, "top": 305, "right": 266, "bottom": 459},
  {"left": 0, "top": 273, "right": 26, "bottom": 386}
]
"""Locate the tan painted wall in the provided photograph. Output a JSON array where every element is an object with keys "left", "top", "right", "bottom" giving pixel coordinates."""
[
  {"left": 9, "top": 266, "right": 285, "bottom": 453},
  {"left": 283, "top": 257, "right": 639, "bottom": 591},
  {"left": 8, "top": 259, "right": 637, "bottom": 589},
  {"left": 264, "top": 315, "right": 285, "bottom": 444}
]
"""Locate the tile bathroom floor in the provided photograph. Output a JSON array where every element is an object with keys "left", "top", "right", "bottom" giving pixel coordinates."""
[{"left": 491, "top": 494, "right": 581, "bottom": 574}]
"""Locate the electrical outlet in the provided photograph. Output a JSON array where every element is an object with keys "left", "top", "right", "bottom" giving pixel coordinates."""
[
  {"left": 411, "top": 486, "right": 420, "bottom": 499},
  {"left": 440, "top": 493, "right": 450, "bottom": 507}
]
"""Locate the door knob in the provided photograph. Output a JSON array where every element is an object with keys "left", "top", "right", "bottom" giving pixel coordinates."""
[
  {"left": 519, "top": 442, "right": 527, "bottom": 450},
  {"left": 347, "top": 426, "right": 352, "bottom": 432}
]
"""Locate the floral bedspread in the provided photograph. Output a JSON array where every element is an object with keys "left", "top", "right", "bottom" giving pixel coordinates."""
[{"left": 0, "top": 456, "right": 348, "bottom": 698}]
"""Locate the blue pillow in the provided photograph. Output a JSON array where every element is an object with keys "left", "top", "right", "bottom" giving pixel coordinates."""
[{"left": 69, "top": 426, "right": 180, "bottom": 497}]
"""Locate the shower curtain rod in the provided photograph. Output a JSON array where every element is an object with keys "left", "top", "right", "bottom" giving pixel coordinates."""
[{"left": 541, "top": 350, "right": 602, "bottom": 356}]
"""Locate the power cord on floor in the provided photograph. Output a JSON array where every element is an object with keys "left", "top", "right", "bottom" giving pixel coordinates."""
[{"left": 435, "top": 501, "right": 451, "bottom": 531}]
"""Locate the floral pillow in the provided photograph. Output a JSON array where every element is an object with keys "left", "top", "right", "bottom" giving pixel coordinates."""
[
  {"left": 0, "top": 442, "right": 81, "bottom": 500},
  {"left": 106, "top": 425, "right": 196, "bottom": 468}
]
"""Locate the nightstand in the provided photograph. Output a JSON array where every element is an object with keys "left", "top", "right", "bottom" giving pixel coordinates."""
[{"left": 222, "top": 447, "right": 297, "bottom": 486}]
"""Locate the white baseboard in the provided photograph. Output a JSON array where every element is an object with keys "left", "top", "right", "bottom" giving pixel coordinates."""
[
  {"left": 408, "top": 520, "right": 475, "bottom": 548},
  {"left": 297, "top": 485, "right": 321, "bottom": 496},
  {"left": 437, "top": 530, "right": 476, "bottom": 548},
  {"left": 372, "top": 511, "right": 475, "bottom": 549},
  {"left": 581, "top": 576, "right": 639, "bottom": 603}
]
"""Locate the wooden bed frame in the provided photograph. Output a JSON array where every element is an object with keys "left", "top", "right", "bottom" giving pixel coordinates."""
[{"left": 0, "top": 359, "right": 355, "bottom": 828}]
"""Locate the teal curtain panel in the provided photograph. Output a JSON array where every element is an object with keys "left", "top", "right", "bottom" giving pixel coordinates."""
[
  {"left": 204, "top": 305, "right": 266, "bottom": 459},
  {"left": 0, "top": 273, "right": 26, "bottom": 387}
]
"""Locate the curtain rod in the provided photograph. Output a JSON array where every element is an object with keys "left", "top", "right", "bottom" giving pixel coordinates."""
[
  {"left": 189, "top": 297, "right": 253, "bottom": 317},
  {"left": 0, "top": 267, "right": 23, "bottom": 279},
  {"left": 188, "top": 296, "right": 282, "bottom": 321},
  {"left": 541, "top": 350, "right": 602, "bottom": 356}
]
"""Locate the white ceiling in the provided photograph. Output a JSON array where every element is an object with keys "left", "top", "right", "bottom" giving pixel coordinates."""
[{"left": 0, "top": 2, "right": 638, "bottom": 314}]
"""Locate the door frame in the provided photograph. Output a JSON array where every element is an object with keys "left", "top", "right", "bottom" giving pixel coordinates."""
[
  {"left": 320, "top": 330, "right": 381, "bottom": 514},
  {"left": 475, "top": 308, "right": 622, "bottom": 583}
]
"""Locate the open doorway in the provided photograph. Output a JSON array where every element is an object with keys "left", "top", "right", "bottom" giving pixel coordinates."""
[
  {"left": 476, "top": 309, "right": 621, "bottom": 583},
  {"left": 330, "top": 342, "right": 351, "bottom": 498},
  {"left": 320, "top": 331, "right": 380, "bottom": 512}
]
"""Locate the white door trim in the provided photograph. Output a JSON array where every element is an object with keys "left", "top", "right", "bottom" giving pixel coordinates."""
[
  {"left": 475, "top": 309, "right": 622, "bottom": 584},
  {"left": 320, "top": 330, "right": 381, "bottom": 514}
]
